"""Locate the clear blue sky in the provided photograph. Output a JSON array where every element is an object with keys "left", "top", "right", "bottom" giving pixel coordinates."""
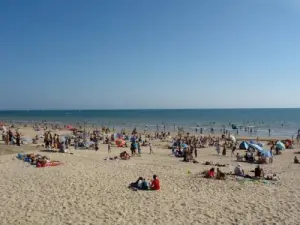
[{"left": 0, "top": 0, "right": 299, "bottom": 109}]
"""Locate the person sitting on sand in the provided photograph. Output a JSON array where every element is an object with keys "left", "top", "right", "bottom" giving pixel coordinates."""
[
  {"left": 236, "top": 153, "right": 244, "bottom": 162},
  {"left": 120, "top": 151, "right": 130, "bottom": 160},
  {"left": 294, "top": 156, "right": 299, "bottom": 164},
  {"left": 150, "top": 175, "right": 160, "bottom": 190},
  {"left": 257, "top": 156, "right": 267, "bottom": 164},
  {"left": 216, "top": 168, "right": 226, "bottom": 180},
  {"left": 245, "top": 151, "right": 255, "bottom": 163},
  {"left": 205, "top": 168, "right": 215, "bottom": 178},
  {"left": 104, "top": 156, "right": 118, "bottom": 161},
  {"left": 254, "top": 165, "right": 264, "bottom": 178},
  {"left": 141, "top": 178, "right": 149, "bottom": 190},
  {"left": 234, "top": 164, "right": 244, "bottom": 176}
]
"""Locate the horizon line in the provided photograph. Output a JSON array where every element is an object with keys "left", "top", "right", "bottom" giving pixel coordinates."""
[{"left": 0, "top": 107, "right": 300, "bottom": 111}]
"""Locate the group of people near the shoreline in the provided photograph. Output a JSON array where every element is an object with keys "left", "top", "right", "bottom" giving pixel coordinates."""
[{"left": 2, "top": 128, "right": 21, "bottom": 146}]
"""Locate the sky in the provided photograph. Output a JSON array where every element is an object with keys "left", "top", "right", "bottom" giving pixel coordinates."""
[{"left": 0, "top": 0, "right": 299, "bottom": 109}]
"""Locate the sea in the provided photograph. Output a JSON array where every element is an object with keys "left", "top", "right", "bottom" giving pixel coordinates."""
[{"left": 0, "top": 109, "right": 299, "bottom": 138}]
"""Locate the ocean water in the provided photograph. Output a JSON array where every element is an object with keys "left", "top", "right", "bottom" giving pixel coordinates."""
[{"left": 0, "top": 109, "right": 299, "bottom": 138}]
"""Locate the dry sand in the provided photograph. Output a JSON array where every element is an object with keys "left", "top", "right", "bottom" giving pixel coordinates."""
[{"left": 0, "top": 129, "right": 300, "bottom": 225}]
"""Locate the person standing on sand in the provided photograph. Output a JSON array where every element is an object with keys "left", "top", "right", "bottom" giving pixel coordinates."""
[
  {"left": 269, "top": 149, "right": 273, "bottom": 163},
  {"left": 222, "top": 144, "right": 227, "bottom": 156},
  {"left": 108, "top": 141, "right": 111, "bottom": 153},
  {"left": 44, "top": 132, "right": 48, "bottom": 148},
  {"left": 216, "top": 143, "right": 220, "bottom": 155},
  {"left": 231, "top": 144, "right": 236, "bottom": 158},
  {"left": 137, "top": 142, "right": 142, "bottom": 156},
  {"left": 149, "top": 142, "right": 153, "bottom": 154},
  {"left": 194, "top": 144, "right": 197, "bottom": 158}
]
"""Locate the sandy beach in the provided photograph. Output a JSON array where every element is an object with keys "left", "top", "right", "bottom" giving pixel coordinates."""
[{"left": 1, "top": 126, "right": 300, "bottom": 225}]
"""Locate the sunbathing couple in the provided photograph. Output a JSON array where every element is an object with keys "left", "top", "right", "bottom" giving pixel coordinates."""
[
  {"left": 204, "top": 168, "right": 226, "bottom": 180},
  {"left": 129, "top": 175, "right": 160, "bottom": 191},
  {"left": 17, "top": 153, "right": 61, "bottom": 167}
]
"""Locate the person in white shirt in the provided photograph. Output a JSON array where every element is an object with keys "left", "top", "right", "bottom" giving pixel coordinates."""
[{"left": 234, "top": 164, "right": 244, "bottom": 176}]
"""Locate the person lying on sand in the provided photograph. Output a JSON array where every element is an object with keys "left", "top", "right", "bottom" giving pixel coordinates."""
[
  {"left": 203, "top": 161, "right": 228, "bottom": 167},
  {"left": 129, "top": 177, "right": 143, "bottom": 190},
  {"left": 104, "top": 156, "right": 118, "bottom": 161},
  {"left": 294, "top": 156, "right": 299, "bottom": 164}
]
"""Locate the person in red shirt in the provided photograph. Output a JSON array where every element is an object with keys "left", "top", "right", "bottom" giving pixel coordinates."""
[
  {"left": 207, "top": 168, "right": 215, "bottom": 178},
  {"left": 151, "top": 175, "right": 160, "bottom": 190}
]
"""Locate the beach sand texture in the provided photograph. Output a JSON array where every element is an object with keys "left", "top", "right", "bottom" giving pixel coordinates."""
[{"left": 1, "top": 140, "right": 300, "bottom": 225}]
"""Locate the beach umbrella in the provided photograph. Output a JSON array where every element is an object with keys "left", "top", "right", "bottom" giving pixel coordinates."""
[
  {"left": 249, "top": 143, "right": 263, "bottom": 152},
  {"left": 115, "top": 139, "right": 126, "bottom": 147},
  {"left": 66, "top": 125, "right": 73, "bottom": 130},
  {"left": 249, "top": 143, "right": 270, "bottom": 157},
  {"left": 257, "top": 143, "right": 264, "bottom": 147},
  {"left": 230, "top": 135, "right": 236, "bottom": 143},
  {"left": 276, "top": 141, "right": 285, "bottom": 150},
  {"left": 239, "top": 141, "right": 249, "bottom": 150},
  {"left": 260, "top": 150, "right": 271, "bottom": 157}
]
